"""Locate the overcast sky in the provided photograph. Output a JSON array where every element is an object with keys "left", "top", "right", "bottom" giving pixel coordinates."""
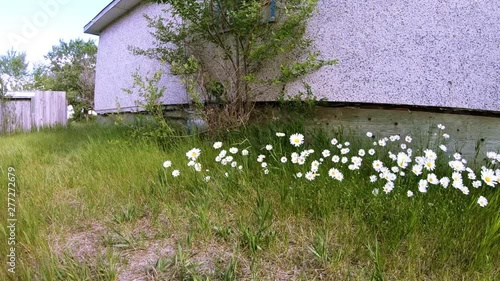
[{"left": 0, "top": 0, "right": 109, "bottom": 66}]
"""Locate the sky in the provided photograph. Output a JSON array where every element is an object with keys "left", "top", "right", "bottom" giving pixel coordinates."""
[{"left": 0, "top": 0, "right": 110, "bottom": 66}]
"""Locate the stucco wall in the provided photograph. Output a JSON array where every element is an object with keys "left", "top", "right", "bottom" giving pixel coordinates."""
[
  {"left": 94, "top": 3, "right": 188, "bottom": 114},
  {"left": 94, "top": 0, "right": 499, "bottom": 113},
  {"left": 286, "top": 0, "right": 500, "bottom": 111}
]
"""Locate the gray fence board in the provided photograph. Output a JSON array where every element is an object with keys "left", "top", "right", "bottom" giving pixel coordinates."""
[{"left": 0, "top": 91, "right": 67, "bottom": 133}]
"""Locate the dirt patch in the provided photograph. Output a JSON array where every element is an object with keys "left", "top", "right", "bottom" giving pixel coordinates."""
[
  {"left": 49, "top": 222, "right": 107, "bottom": 263},
  {"left": 117, "top": 239, "right": 176, "bottom": 281},
  {"left": 190, "top": 240, "right": 235, "bottom": 275}
]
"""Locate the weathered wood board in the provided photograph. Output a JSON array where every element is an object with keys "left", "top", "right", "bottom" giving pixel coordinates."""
[
  {"left": 0, "top": 91, "right": 67, "bottom": 133},
  {"left": 306, "top": 106, "right": 500, "bottom": 162}
]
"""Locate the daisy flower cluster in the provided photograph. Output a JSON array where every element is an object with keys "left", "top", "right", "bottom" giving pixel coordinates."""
[
  {"left": 365, "top": 125, "right": 498, "bottom": 207},
  {"left": 161, "top": 124, "right": 498, "bottom": 208}
]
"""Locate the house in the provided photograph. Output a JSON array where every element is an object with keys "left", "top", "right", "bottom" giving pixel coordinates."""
[
  {"left": 84, "top": 0, "right": 500, "bottom": 114},
  {"left": 84, "top": 0, "right": 188, "bottom": 114}
]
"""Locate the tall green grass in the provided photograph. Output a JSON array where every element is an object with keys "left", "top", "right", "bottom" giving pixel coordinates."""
[{"left": 0, "top": 120, "right": 498, "bottom": 280}]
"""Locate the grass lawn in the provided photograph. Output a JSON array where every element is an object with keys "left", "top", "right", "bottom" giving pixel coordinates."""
[{"left": 0, "top": 121, "right": 498, "bottom": 280}]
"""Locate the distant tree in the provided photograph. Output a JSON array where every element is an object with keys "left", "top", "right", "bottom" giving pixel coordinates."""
[
  {"left": 30, "top": 63, "right": 54, "bottom": 91},
  {"left": 0, "top": 76, "right": 5, "bottom": 96},
  {"left": 35, "top": 39, "right": 97, "bottom": 120},
  {"left": 0, "top": 49, "right": 30, "bottom": 91}
]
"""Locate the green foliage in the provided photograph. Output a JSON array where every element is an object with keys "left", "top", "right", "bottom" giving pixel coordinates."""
[
  {"left": 277, "top": 82, "right": 326, "bottom": 115},
  {"left": 239, "top": 194, "right": 275, "bottom": 254},
  {"left": 276, "top": 52, "right": 338, "bottom": 84},
  {"left": 0, "top": 49, "right": 30, "bottom": 91},
  {"left": 309, "top": 229, "right": 331, "bottom": 265},
  {"left": 136, "top": 0, "right": 336, "bottom": 129},
  {"left": 122, "top": 70, "right": 181, "bottom": 148},
  {"left": 33, "top": 39, "right": 97, "bottom": 120}
]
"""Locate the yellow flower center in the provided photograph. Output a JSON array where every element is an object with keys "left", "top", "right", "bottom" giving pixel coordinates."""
[{"left": 485, "top": 176, "right": 491, "bottom": 183}]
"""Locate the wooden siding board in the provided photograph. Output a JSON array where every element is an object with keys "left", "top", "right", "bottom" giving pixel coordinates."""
[
  {"left": 0, "top": 91, "right": 67, "bottom": 133},
  {"left": 306, "top": 107, "right": 500, "bottom": 160}
]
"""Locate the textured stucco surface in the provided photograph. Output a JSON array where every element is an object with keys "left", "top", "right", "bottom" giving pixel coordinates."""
[
  {"left": 93, "top": 3, "right": 188, "bottom": 113},
  {"left": 287, "top": 0, "right": 500, "bottom": 111},
  {"left": 93, "top": 0, "right": 500, "bottom": 112}
]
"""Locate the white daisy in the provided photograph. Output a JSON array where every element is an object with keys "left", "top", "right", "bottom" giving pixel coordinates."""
[
  {"left": 290, "top": 133, "right": 305, "bottom": 147},
  {"left": 194, "top": 163, "right": 202, "bottom": 171},
  {"left": 372, "top": 160, "right": 384, "bottom": 172},
  {"left": 352, "top": 156, "right": 362, "bottom": 166},
  {"left": 186, "top": 148, "right": 201, "bottom": 160},
  {"left": 328, "top": 168, "right": 340, "bottom": 178},
  {"left": 427, "top": 173, "right": 439, "bottom": 185},
  {"left": 383, "top": 181, "right": 394, "bottom": 193},
  {"left": 162, "top": 160, "right": 172, "bottom": 168},
  {"left": 481, "top": 168, "right": 497, "bottom": 187},
  {"left": 305, "top": 171, "right": 316, "bottom": 181},
  {"left": 424, "top": 149, "right": 437, "bottom": 161},
  {"left": 297, "top": 156, "right": 306, "bottom": 165},
  {"left": 219, "top": 150, "right": 227, "bottom": 158},
  {"left": 423, "top": 158, "right": 436, "bottom": 171},
  {"left": 477, "top": 196, "right": 488, "bottom": 207},
  {"left": 322, "top": 149, "right": 331, "bottom": 158},
  {"left": 449, "top": 160, "right": 465, "bottom": 172},
  {"left": 418, "top": 179, "right": 428, "bottom": 193},
  {"left": 440, "top": 177, "right": 450, "bottom": 188},
  {"left": 331, "top": 155, "right": 340, "bottom": 163}
]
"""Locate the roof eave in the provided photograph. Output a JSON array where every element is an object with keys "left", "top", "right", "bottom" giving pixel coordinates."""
[{"left": 83, "top": 0, "right": 143, "bottom": 36}]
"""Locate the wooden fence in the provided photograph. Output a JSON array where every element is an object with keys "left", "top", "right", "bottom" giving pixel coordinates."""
[{"left": 0, "top": 91, "right": 67, "bottom": 133}]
